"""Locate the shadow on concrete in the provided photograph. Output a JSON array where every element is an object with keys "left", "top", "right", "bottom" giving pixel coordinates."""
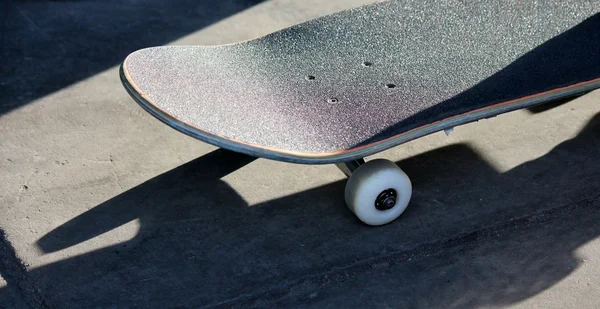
[
  {"left": 0, "top": 0, "right": 263, "bottom": 115},
  {"left": 0, "top": 230, "right": 38, "bottom": 309},
  {"left": 526, "top": 94, "right": 587, "bottom": 114},
  {"left": 357, "top": 13, "right": 600, "bottom": 148},
  {"left": 6, "top": 111, "right": 597, "bottom": 307}
]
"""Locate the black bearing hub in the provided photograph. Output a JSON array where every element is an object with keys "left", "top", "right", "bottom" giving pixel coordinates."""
[{"left": 375, "top": 188, "right": 398, "bottom": 211}]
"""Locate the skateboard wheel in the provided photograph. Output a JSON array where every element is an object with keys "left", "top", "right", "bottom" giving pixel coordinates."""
[{"left": 344, "top": 159, "right": 412, "bottom": 226}]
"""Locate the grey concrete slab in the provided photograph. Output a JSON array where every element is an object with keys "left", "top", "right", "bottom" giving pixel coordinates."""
[{"left": 1, "top": 0, "right": 600, "bottom": 308}]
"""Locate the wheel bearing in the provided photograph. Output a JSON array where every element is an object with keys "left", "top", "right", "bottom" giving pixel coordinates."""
[{"left": 375, "top": 188, "right": 397, "bottom": 211}]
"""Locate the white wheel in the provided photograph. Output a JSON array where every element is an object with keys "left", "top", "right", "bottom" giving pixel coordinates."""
[{"left": 344, "top": 159, "right": 412, "bottom": 226}]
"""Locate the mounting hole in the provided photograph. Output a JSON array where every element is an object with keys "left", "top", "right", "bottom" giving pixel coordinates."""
[
  {"left": 362, "top": 61, "right": 373, "bottom": 67},
  {"left": 327, "top": 98, "right": 339, "bottom": 104},
  {"left": 305, "top": 75, "right": 316, "bottom": 81},
  {"left": 385, "top": 83, "right": 396, "bottom": 89}
]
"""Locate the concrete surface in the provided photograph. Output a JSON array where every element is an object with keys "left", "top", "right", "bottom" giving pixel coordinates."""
[{"left": 1, "top": 0, "right": 600, "bottom": 308}]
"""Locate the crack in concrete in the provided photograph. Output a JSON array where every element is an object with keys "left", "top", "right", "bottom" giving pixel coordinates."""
[
  {"left": 110, "top": 170, "right": 125, "bottom": 192},
  {"left": 82, "top": 156, "right": 125, "bottom": 192}
]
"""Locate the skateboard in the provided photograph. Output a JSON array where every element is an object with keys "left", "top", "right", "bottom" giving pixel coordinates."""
[{"left": 120, "top": 1, "right": 600, "bottom": 226}]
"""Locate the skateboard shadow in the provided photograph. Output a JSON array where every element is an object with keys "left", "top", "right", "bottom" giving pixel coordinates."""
[
  {"left": 526, "top": 95, "right": 585, "bottom": 114},
  {"left": 0, "top": 0, "right": 263, "bottom": 115},
  {"left": 357, "top": 13, "right": 600, "bottom": 148},
  {"left": 25, "top": 112, "right": 600, "bottom": 307}
]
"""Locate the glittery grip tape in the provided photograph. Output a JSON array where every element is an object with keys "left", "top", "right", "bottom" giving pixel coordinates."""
[{"left": 122, "top": 0, "right": 600, "bottom": 160}]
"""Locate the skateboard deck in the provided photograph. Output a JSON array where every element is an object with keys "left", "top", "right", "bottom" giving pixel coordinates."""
[{"left": 121, "top": 1, "right": 600, "bottom": 164}]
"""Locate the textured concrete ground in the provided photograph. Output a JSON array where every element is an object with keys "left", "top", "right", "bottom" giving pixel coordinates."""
[{"left": 1, "top": 0, "right": 600, "bottom": 308}]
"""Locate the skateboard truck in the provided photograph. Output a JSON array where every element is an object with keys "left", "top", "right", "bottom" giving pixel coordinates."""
[{"left": 335, "top": 158, "right": 365, "bottom": 177}]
